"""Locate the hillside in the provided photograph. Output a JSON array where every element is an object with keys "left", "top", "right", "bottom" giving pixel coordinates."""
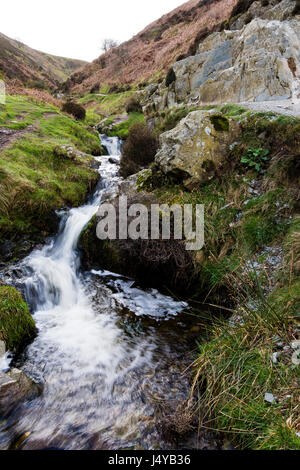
[
  {"left": 66, "top": 0, "right": 238, "bottom": 94},
  {"left": 0, "top": 32, "right": 87, "bottom": 89}
]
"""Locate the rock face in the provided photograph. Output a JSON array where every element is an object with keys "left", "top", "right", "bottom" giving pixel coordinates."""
[
  {"left": 0, "top": 368, "right": 41, "bottom": 417},
  {"left": 144, "top": 13, "right": 300, "bottom": 112},
  {"left": 155, "top": 110, "right": 241, "bottom": 188}
]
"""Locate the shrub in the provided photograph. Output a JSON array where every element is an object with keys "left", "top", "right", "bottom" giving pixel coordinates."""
[
  {"left": 230, "top": 0, "right": 255, "bottom": 18},
  {"left": 90, "top": 83, "right": 100, "bottom": 94},
  {"left": 120, "top": 123, "right": 158, "bottom": 177},
  {"left": 62, "top": 101, "right": 86, "bottom": 120},
  {"left": 27, "top": 80, "right": 48, "bottom": 91},
  {"left": 125, "top": 95, "right": 142, "bottom": 113},
  {"left": 165, "top": 68, "right": 176, "bottom": 87}
]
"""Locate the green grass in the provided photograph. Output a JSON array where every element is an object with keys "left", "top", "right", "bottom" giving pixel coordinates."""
[
  {"left": 144, "top": 107, "right": 300, "bottom": 448},
  {"left": 0, "top": 95, "right": 59, "bottom": 130},
  {"left": 0, "top": 285, "right": 36, "bottom": 352},
  {"left": 0, "top": 95, "right": 101, "bottom": 244},
  {"left": 107, "top": 112, "right": 145, "bottom": 139},
  {"left": 79, "top": 90, "right": 136, "bottom": 126},
  {"left": 193, "top": 272, "right": 300, "bottom": 449}
]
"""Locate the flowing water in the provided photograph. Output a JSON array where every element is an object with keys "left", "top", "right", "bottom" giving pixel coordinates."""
[{"left": 0, "top": 137, "right": 203, "bottom": 450}]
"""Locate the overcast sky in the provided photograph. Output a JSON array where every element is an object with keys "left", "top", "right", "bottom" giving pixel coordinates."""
[{"left": 0, "top": 0, "right": 186, "bottom": 62}]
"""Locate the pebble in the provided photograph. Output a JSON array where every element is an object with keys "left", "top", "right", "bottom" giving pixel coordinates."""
[
  {"left": 265, "top": 393, "right": 277, "bottom": 404},
  {"left": 270, "top": 352, "right": 279, "bottom": 364}
]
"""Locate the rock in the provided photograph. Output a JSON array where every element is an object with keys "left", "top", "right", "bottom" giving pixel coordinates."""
[
  {"left": 0, "top": 368, "right": 41, "bottom": 417},
  {"left": 154, "top": 110, "right": 241, "bottom": 186},
  {"left": 270, "top": 352, "right": 280, "bottom": 364},
  {"left": 0, "top": 340, "right": 5, "bottom": 357},
  {"left": 264, "top": 392, "right": 277, "bottom": 404},
  {"left": 54, "top": 145, "right": 87, "bottom": 160},
  {"left": 292, "top": 350, "right": 300, "bottom": 366},
  {"left": 148, "top": 14, "right": 300, "bottom": 110},
  {"left": 230, "top": 0, "right": 295, "bottom": 30},
  {"left": 118, "top": 173, "right": 140, "bottom": 197},
  {"left": 291, "top": 341, "right": 300, "bottom": 366}
]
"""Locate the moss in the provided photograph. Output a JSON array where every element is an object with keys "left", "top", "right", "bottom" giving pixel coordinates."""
[
  {"left": 216, "top": 103, "right": 248, "bottom": 117},
  {"left": 209, "top": 115, "right": 229, "bottom": 132},
  {"left": 154, "top": 106, "right": 198, "bottom": 134},
  {"left": 79, "top": 216, "right": 122, "bottom": 271},
  {"left": 136, "top": 169, "right": 153, "bottom": 191},
  {"left": 0, "top": 286, "right": 36, "bottom": 352}
]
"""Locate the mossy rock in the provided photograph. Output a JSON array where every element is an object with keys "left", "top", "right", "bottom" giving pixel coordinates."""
[
  {"left": 79, "top": 216, "right": 122, "bottom": 271},
  {"left": 0, "top": 286, "right": 36, "bottom": 352},
  {"left": 210, "top": 115, "right": 230, "bottom": 132}
]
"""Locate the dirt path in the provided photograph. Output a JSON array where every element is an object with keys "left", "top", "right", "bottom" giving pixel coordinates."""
[
  {"left": 240, "top": 99, "right": 300, "bottom": 118},
  {"left": 0, "top": 126, "right": 33, "bottom": 152}
]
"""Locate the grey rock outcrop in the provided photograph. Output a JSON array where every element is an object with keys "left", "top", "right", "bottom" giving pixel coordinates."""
[{"left": 144, "top": 12, "right": 300, "bottom": 113}]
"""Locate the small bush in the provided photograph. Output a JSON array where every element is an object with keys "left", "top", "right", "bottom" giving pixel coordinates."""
[
  {"left": 125, "top": 95, "right": 142, "bottom": 113},
  {"left": 62, "top": 101, "right": 86, "bottom": 120},
  {"left": 90, "top": 83, "right": 100, "bottom": 94},
  {"left": 27, "top": 80, "right": 48, "bottom": 91},
  {"left": 230, "top": 0, "right": 255, "bottom": 18},
  {"left": 120, "top": 123, "right": 158, "bottom": 177},
  {"left": 165, "top": 68, "right": 176, "bottom": 87}
]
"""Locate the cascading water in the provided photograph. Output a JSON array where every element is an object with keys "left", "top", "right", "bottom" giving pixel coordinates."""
[{"left": 0, "top": 136, "right": 199, "bottom": 450}]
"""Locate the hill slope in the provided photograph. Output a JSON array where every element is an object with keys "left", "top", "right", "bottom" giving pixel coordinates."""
[
  {"left": 0, "top": 32, "right": 87, "bottom": 89},
  {"left": 66, "top": 0, "right": 238, "bottom": 94}
]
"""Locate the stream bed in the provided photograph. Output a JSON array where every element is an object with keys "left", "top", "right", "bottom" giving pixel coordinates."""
[{"left": 0, "top": 137, "right": 213, "bottom": 450}]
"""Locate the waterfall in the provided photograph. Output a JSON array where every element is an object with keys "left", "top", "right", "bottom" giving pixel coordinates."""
[{"left": 0, "top": 136, "right": 189, "bottom": 450}]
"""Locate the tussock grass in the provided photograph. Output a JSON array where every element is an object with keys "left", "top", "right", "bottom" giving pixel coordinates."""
[{"left": 192, "top": 273, "right": 300, "bottom": 449}]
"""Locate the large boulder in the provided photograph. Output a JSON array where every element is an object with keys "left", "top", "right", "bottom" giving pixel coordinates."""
[{"left": 154, "top": 110, "right": 241, "bottom": 188}]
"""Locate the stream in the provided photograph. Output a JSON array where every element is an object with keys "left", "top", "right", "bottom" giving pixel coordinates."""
[{"left": 0, "top": 137, "right": 207, "bottom": 450}]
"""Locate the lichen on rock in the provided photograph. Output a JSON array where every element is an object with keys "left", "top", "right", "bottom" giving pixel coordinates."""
[{"left": 154, "top": 110, "right": 241, "bottom": 187}]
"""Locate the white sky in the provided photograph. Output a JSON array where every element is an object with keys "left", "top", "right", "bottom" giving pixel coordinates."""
[{"left": 0, "top": 0, "right": 186, "bottom": 62}]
